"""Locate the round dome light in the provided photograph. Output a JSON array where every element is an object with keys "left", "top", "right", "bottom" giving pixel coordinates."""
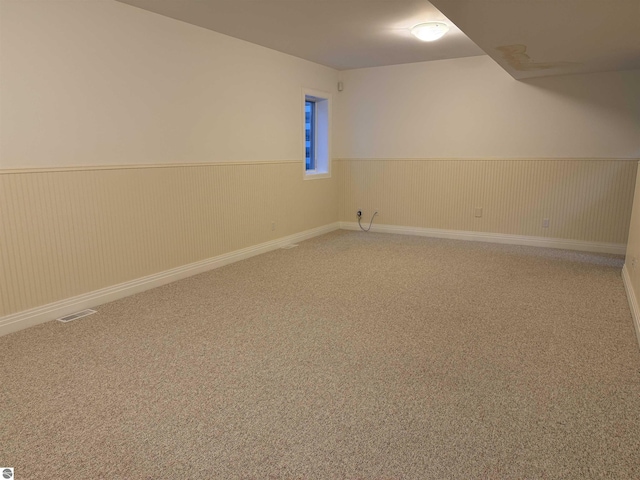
[{"left": 410, "top": 22, "right": 450, "bottom": 42}]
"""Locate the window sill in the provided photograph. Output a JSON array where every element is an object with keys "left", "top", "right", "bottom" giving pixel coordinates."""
[{"left": 303, "top": 170, "right": 331, "bottom": 180}]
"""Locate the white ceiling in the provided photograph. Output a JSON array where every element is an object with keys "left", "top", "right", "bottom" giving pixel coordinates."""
[{"left": 117, "top": 0, "right": 640, "bottom": 79}]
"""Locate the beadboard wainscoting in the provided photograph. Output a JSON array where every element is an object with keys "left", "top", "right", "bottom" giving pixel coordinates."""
[
  {"left": 337, "top": 158, "right": 637, "bottom": 248},
  {"left": 0, "top": 162, "right": 338, "bottom": 331},
  {"left": 623, "top": 162, "right": 640, "bottom": 350}
]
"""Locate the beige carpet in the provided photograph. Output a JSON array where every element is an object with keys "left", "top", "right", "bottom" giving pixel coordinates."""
[{"left": 2, "top": 230, "right": 640, "bottom": 479}]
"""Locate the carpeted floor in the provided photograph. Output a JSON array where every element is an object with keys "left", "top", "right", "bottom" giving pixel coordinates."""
[{"left": 2, "top": 230, "right": 640, "bottom": 479}]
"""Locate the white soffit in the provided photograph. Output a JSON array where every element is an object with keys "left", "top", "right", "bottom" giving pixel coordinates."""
[{"left": 430, "top": 0, "right": 640, "bottom": 79}]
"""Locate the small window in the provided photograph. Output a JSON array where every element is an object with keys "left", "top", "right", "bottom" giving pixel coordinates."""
[
  {"left": 305, "top": 100, "right": 316, "bottom": 171},
  {"left": 302, "top": 89, "right": 331, "bottom": 179}
]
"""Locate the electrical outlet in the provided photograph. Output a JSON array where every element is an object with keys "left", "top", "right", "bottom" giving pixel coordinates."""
[
  {"left": 542, "top": 218, "right": 550, "bottom": 228},
  {"left": 271, "top": 221, "right": 276, "bottom": 231},
  {"left": 356, "top": 210, "right": 362, "bottom": 218},
  {"left": 474, "top": 207, "right": 482, "bottom": 218}
]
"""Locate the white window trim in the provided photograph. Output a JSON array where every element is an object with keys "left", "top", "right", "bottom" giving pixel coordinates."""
[{"left": 302, "top": 88, "right": 332, "bottom": 180}]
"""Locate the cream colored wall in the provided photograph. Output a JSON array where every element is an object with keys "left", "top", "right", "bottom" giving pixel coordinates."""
[
  {"left": 335, "top": 56, "right": 640, "bottom": 159},
  {"left": 0, "top": 0, "right": 337, "bottom": 168},
  {"left": 627, "top": 165, "right": 640, "bottom": 259},
  {"left": 0, "top": 1, "right": 339, "bottom": 320},
  {"left": 624, "top": 165, "right": 640, "bottom": 313},
  {"left": 338, "top": 159, "right": 636, "bottom": 245},
  {"left": 335, "top": 57, "right": 640, "bottom": 246},
  {"left": 0, "top": 163, "right": 337, "bottom": 317}
]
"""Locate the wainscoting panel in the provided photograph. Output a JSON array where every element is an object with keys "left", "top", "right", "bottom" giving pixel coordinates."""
[
  {"left": 0, "top": 162, "right": 338, "bottom": 317},
  {"left": 337, "top": 158, "right": 637, "bottom": 246}
]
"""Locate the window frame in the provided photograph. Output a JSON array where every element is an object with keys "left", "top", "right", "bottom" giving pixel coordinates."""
[{"left": 302, "top": 88, "right": 332, "bottom": 180}]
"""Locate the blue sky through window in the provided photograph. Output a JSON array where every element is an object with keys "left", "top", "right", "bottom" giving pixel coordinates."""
[{"left": 305, "top": 100, "right": 315, "bottom": 170}]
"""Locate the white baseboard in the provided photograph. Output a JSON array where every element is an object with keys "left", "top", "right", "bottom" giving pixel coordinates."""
[
  {"left": 621, "top": 264, "right": 640, "bottom": 351},
  {"left": 1, "top": 220, "right": 627, "bottom": 338},
  {"left": 339, "top": 222, "right": 626, "bottom": 255},
  {"left": 0, "top": 222, "right": 339, "bottom": 337}
]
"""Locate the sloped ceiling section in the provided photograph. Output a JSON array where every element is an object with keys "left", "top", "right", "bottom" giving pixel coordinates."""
[
  {"left": 430, "top": 0, "right": 640, "bottom": 79},
  {"left": 116, "top": 0, "right": 485, "bottom": 70}
]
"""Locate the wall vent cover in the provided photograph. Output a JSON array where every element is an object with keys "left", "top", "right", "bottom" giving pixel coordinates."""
[{"left": 57, "top": 309, "right": 97, "bottom": 323}]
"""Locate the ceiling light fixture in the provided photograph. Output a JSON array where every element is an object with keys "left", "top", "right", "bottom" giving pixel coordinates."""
[{"left": 410, "top": 22, "right": 450, "bottom": 42}]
